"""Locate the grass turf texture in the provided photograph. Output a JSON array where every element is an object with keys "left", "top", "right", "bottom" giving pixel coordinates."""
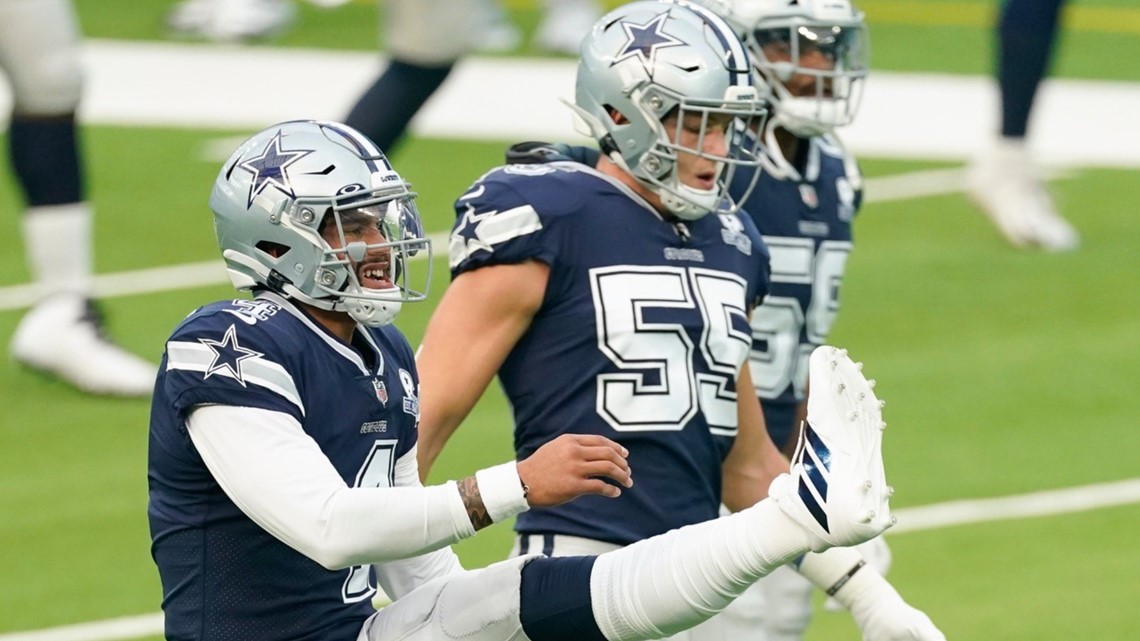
[{"left": 2, "top": 0, "right": 1138, "bottom": 636}]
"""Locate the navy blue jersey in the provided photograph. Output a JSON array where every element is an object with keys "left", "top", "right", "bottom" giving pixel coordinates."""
[
  {"left": 148, "top": 292, "right": 420, "bottom": 641},
  {"left": 450, "top": 162, "right": 770, "bottom": 545},
  {"left": 731, "top": 134, "right": 863, "bottom": 449}
]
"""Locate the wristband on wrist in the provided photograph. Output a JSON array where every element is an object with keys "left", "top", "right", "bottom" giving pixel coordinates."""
[
  {"left": 474, "top": 461, "right": 531, "bottom": 523},
  {"left": 826, "top": 559, "right": 867, "bottom": 596}
]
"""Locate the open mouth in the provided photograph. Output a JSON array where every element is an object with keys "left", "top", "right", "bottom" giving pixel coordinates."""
[
  {"left": 359, "top": 261, "right": 394, "bottom": 290},
  {"left": 694, "top": 170, "right": 718, "bottom": 190}
]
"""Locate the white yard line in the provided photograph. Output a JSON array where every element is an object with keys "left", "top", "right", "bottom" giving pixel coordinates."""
[
  {"left": 0, "top": 231, "right": 450, "bottom": 312},
  {"left": 0, "top": 166, "right": 1006, "bottom": 312},
  {"left": 1, "top": 478, "right": 1137, "bottom": 641}
]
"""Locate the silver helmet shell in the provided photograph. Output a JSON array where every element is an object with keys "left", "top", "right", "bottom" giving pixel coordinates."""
[
  {"left": 210, "top": 120, "right": 431, "bottom": 327},
  {"left": 698, "top": 0, "right": 869, "bottom": 137},
  {"left": 572, "top": 0, "right": 768, "bottom": 220}
]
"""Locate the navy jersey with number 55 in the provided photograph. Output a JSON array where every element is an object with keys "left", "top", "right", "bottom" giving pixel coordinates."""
[
  {"left": 148, "top": 292, "right": 420, "bottom": 641},
  {"left": 450, "top": 162, "right": 770, "bottom": 545}
]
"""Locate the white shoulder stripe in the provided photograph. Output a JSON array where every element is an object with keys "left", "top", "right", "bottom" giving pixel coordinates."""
[
  {"left": 449, "top": 204, "right": 543, "bottom": 269},
  {"left": 166, "top": 341, "right": 305, "bottom": 416}
]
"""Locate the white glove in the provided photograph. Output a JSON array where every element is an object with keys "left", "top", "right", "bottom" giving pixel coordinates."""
[
  {"left": 798, "top": 546, "right": 944, "bottom": 641},
  {"left": 825, "top": 536, "right": 893, "bottom": 611},
  {"left": 835, "top": 566, "right": 946, "bottom": 641}
]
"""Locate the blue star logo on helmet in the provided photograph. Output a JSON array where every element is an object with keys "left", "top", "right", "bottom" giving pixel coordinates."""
[
  {"left": 613, "top": 11, "right": 685, "bottom": 67},
  {"left": 238, "top": 130, "right": 314, "bottom": 209}
]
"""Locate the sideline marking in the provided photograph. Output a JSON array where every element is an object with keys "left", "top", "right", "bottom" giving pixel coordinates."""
[
  {"left": 0, "top": 231, "right": 450, "bottom": 312},
  {"left": 1, "top": 478, "right": 1137, "bottom": 641},
  {"left": 0, "top": 166, "right": 1036, "bottom": 313}
]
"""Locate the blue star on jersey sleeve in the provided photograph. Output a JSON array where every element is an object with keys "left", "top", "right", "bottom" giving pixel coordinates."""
[
  {"left": 163, "top": 307, "right": 305, "bottom": 421},
  {"left": 199, "top": 325, "right": 262, "bottom": 386},
  {"left": 449, "top": 168, "right": 560, "bottom": 277}
]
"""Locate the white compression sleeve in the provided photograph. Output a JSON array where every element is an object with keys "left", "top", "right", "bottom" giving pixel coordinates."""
[
  {"left": 187, "top": 405, "right": 475, "bottom": 570},
  {"left": 373, "top": 444, "right": 465, "bottom": 601},
  {"left": 589, "top": 498, "right": 814, "bottom": 641}
]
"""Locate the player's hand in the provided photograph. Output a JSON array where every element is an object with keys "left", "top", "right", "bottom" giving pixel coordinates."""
[
  {"left": 852, "top": 596, "right": 946, "bottom": 641},
  {"left": 517, "top": 434, "right": 632, "bottom": 507}
]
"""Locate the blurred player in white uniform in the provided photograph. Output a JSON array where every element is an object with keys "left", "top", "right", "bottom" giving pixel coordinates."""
[{"left": 0, "top": 0, "right": 156, "bottom": 395}]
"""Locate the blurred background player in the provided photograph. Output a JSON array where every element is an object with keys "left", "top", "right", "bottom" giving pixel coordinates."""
[
  {"left": 166, "top": 0, "right": 299, "bottom": 42},
  {"left": 1, "top": 0, "right": 156, "bottom": 395},
  {"left": 343, "top": 0, "right": 482, "bottom": 152},
  {"left": 966, "top": 0, "right": 1078, "bottom": 251},
  {"left": 166, "top": 0, "right": 472, "bottom": 154},
  {"left": 694, "top": 1, "right": 893, "bottom": 640},
  {"left": 474, "top": 0, "right": 603, "bottom": 54}
]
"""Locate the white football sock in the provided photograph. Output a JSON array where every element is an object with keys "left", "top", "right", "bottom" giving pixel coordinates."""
[
  {"left": 589, "top": 498, "right": 812, "bottom": 641},
  {"left": 22, "top": 202, "right": 93, "bottom": 297}
]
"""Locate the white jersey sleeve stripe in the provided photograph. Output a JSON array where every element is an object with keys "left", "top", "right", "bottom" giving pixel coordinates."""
[
  {"left": 449, "top": 204, "right": 543, "bottom": 269},
  {"left": 166, "top": 340, "right": 305, "bottom": 416}
]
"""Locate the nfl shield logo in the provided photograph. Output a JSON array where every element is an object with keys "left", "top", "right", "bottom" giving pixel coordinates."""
[
  {"left": 799, "top": 184, "right": 819, "bottom": 208},
  {"left": 372, "top": 379, "right": 388, "bottom": 406}
]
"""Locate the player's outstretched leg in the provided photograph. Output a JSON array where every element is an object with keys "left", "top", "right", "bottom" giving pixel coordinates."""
[{"left": 769, "top": 345, "right": 895, "bottom": 551}]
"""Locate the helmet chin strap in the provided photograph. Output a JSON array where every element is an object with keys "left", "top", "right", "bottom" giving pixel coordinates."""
[
  {"left": 654, "top": 179, "right": 719, "bottom": 221},
  {"left": 222, "top": 248, "right": 400, "bottom": 326},
  {"left": 773, "top": 96, "right": 845, "bottom": 138}
]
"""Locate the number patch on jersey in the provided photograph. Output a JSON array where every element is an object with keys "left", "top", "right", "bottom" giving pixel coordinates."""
[
  {"left": 590, "top": 266, "right": 750, "bottom": 436},
  {"left": 342, "top": 439, "right": 398, "bottom": 603},
  {"left": 749, "top": 238, "right": 851, "bottom": 400}
]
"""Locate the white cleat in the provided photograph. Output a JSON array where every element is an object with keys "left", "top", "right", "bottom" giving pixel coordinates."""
[
  {"left": 11, "top": 295, "right": 157, "bottom": 397},
  {"left": 966, "top": 138, "right": 1080, "bottom": 252},
  {"left": 167, "top": 0, "right": 295, "bottom": 42},
  {"left": 769, "top": 345, "right": 894, "bottom": 552}
]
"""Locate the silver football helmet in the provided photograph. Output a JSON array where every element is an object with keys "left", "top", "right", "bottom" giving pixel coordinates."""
[
  {"left": 209, "top": 120, "right": 431, "bottom": 327},
  {"left": 699, "top": 0, "right": 869, "bottom": 137},
  {"left": 571, "top": 0, "right": 768, "bottom": 220}
]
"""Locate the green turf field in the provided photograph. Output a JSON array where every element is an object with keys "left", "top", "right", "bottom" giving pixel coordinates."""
[{"left": 1, "top": 1, "right": 1138, "bottom": 639}]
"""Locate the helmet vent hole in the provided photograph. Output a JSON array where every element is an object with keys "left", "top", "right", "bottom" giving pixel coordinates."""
[{"left": 255, "top": 241, "right": 290, "bottom": 258}]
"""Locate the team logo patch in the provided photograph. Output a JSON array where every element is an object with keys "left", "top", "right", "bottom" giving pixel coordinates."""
[
  {"left": 399, "top": 368, "right": 419, "bottom": 417},
  {"left": 718, "top": 213, "right": 752, "bottom": 256},
  {"left": 199, "top": 324, "right": 262, "bottom": 386},
  {"left": 372, "top": 379, "right": 389, "bottom": 406}
]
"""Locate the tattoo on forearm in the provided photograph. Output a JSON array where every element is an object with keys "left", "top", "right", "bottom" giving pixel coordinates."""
[{"left": 458, "top": 476, "right": 494, "bottom": 531}]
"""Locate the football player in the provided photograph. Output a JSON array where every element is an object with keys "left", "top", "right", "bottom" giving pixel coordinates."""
[
  {"left": 416, "top": 2, "right": 943, "bottom": 640},
  {"left": 149, "top": 118, "right": 900, "bottom": 641},
  {"left": 694, "top": 1, "right": 886, "bottom": 639},
  {"left": 1, "top": 0, "right": 156, "bottom": 395},
  {"left": 966, "top": 0, "right": 1078, "bottom": 251}
]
